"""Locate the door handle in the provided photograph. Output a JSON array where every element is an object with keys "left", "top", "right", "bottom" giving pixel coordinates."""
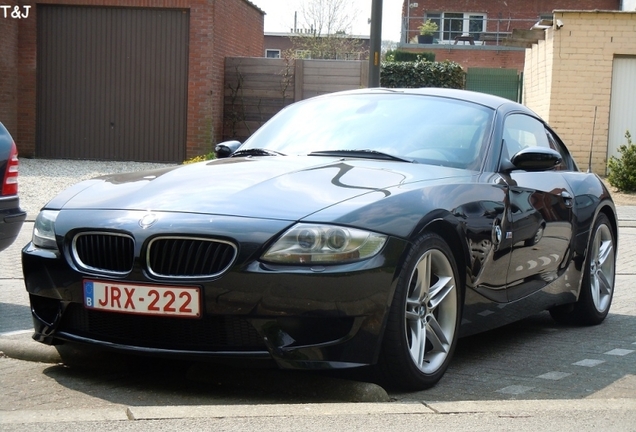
[{"left": 561, "top": 191, "right": 573, "bottom": 208}]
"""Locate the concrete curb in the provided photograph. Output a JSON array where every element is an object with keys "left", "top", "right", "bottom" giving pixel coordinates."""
[
  {"left": 2, "top": 399, "right": 636, "bottom": 424},
  {"left": 0, "top": 333, "right": 61, "bottom": 364}
]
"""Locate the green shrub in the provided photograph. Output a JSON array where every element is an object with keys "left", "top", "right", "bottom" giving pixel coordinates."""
[
  {"left": 381, "top": 60, "right": 464, "bottom": 89},
  {"left": 385, "top": 50, "right": 435, "bottom": 63},
  {"left": 183, "top": 152, "right": 215, "bottom": 164},
  {"left": 607, "top": 131, "right": 636, "bottom": 192}
]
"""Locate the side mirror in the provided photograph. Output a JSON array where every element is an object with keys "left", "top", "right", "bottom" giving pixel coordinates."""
[
  {"left": 510, "top": 147, "right": 562, "bottom": 172},
  {"left": 214, "top": 140, "right": 242, "bottom": 158}
]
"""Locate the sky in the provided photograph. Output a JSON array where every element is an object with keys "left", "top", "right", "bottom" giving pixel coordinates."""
[{"left": 249, "top": 0, "right": 403, "bottom": 42}]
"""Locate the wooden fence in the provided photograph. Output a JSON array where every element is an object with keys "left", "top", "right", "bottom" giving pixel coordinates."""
[{"left": 223, "top": 57, "right": 368, "bottom": 142}]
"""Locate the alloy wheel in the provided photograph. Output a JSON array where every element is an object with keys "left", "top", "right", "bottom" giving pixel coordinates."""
[{"left": 404, "top": 248, "right": 458, "bottom": 374}]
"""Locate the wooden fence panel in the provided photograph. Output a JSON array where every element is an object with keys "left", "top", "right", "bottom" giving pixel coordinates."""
[{"left": 223, "top": 57, "right": 368, "bottom": 142}]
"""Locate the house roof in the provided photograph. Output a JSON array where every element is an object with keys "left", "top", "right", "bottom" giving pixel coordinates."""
[
  {"left": 265, "top": 32, "right": 370, "bottom": 40},
  {"left": 243, "top": 0, "right": 265, "bottom": 15}
]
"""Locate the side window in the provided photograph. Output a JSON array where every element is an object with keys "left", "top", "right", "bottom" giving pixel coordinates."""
[
  {"left": 546, "top": 130, "right": 570, "bottom": 171},
  {"left": 503, "top": 114, "right": 550, "bottom": 155},
  {"left": 502, "top": 114, "right": 569, "bottom": 171}
]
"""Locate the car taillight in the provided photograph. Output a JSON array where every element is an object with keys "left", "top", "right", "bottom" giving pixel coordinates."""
[{"left": 2, "top": 141, "right": 19, "bottom": 196}]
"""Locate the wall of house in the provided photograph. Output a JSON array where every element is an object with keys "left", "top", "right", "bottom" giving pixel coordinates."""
[
  {"left": 12, "top": 0, "right": 264, "bottom": 160},
  {"left": 399, "top": 46, "right": 525, "bottom": 71},
  {"left": 524, "top": 11, "right": 636, "bottom": 174},
  {"left": 265, "top": 34, "right": 296, "bottom": 55},
  {"left": 401, "top": 0, "right": 621, "bottom": 73},
  {"left": 523, "top": 30, "right": 554, "bottom": 120},
  {"left": 404, "top": 0, "right": 621, "bottom": 34},
  {"left": 206, "top": 0, "right": 265, "bottom": 156},
  {"left": 264, "top": 33, "right": 371, "bottom": 61},
  {"left": 0, "top": 0, "right": 19, "bottom": 137}
]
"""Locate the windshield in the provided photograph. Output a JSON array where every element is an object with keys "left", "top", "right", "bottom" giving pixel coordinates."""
[{"left": 242, "top": 93, "right": 494, "bottom": 170}]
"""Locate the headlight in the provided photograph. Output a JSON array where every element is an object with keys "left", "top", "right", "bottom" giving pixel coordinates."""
[
  {"left": 33, "top": 210, "right": 59, "bottom": 250},
  {"left": 262, "top": 224, "right": 387, "bottom": 264}
]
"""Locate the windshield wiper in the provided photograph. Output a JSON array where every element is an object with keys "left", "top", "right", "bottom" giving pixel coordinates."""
[
  {"left": 232, "top": 148, "right": 286, "bottom": 157},
  {"left": 308, "top": 149, "right": 414, "bottom": 163}
]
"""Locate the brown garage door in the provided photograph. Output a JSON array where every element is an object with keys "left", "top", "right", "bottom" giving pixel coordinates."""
[{"left": 37, "top": 5, "right": 189, "bottom": 162}]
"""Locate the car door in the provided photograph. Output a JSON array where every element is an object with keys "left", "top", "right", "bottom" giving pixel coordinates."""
[{"left": 499, "top": 113, "right": 575, "bottom": 302}]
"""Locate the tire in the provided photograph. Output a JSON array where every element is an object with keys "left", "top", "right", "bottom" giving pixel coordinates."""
[
  {"left": 549, "top": 213, "right": 616, "bottom": 325},
  {"left": 377, "top": 232, "right": 462, "bottom": 390}
]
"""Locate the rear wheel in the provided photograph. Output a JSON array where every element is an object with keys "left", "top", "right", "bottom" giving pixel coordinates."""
[
  {"left": 550, "top": 213, "right": 616, "bottom": 325},
  {"left": 378, "top": 232, "right": 462, "bottom": 390}
]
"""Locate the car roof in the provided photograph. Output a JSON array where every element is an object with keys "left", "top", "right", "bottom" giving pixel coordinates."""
[{"left": 324, "top": 87, "right": 536, "bottom": 116}]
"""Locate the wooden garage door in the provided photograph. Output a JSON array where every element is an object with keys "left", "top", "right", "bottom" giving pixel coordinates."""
[{"left": 37, "top": 6, "right": 189, "bottom": 162}]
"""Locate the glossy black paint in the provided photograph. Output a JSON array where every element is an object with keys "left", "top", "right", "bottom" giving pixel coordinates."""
[
  {"left": 0, "top": 122, "right": 26, "bottom": 252},
  {"left": 22, "top": 88, "right": 617, "bottom": 369}
]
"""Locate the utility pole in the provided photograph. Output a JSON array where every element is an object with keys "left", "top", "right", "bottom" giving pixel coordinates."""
[{"left": 368, "top": 0, "right": 382, "bottom": 87}]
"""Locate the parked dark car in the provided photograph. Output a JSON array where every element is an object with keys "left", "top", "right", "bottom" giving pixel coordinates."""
[
  {"left": 0, "top": 122, "right": 26, "bottom": 252},
  {"left": 22, "top": 89, "right": 617, "bottom": 390}
]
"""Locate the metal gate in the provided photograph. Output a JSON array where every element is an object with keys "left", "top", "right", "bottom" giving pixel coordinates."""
[
  {"left": 465, "top": 68, "right": 522, "bottom": 103},
  {"left": 36, "top": 6, "right": 189, "bottom": 162}
]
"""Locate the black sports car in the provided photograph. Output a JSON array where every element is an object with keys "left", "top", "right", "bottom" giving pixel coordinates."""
[
  {"left": 22, "top": 89, "right": 617, "bottom": 390},
  {"left": 0, "top": 122, "right": 26, "bottom": 252}
]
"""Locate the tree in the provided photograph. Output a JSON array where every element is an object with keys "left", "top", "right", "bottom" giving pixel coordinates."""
[
  {"left": 299, "top": 0, "right": 358, "bottom": 36},
  {"left": 286, "top": 0, "right": 367, "bottom": 60}
]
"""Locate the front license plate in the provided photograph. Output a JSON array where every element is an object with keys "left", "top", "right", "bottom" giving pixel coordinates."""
[{"left": 83, "top": 280, "right": 201, "bottom": 318}]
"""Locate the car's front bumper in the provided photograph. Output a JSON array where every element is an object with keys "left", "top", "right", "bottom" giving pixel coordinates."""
[{"left": 22, "top": 213, "right": 407, "bottom": 369}]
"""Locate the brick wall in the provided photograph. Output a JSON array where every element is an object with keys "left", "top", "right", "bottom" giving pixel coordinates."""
[
  {"left": 0, "top": 0, "right": 19, "bottom": 136},
  {"left": 208, "top": 0, "right": 265, "bottom": 154},
  {"left": 13, "top": 0, "right": 264, "bottom": 160},
  {"left": 524, "top": 11, "right": 636, "bottom": 174},
  {"left": 400, "top": 46, "right": 525, "bottom": 71},
  {"left": 524, "top": 28, "right": 555, "bottom": 121}
]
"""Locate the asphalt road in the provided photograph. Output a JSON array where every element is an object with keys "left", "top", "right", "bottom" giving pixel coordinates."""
[{"left": 1, "top": 211, "right": 636, "bottom": 430}]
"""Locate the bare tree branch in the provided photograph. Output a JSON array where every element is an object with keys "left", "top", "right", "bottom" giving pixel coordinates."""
[
  {"left": 299, "top": 0, "right": 359, "bottom": 36},
  {"left": 288, "top": 0, "right": 366, "bottom": 60}
]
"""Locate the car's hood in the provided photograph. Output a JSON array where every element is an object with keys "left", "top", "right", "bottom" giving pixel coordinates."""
[{"left": 47, "top": 156, "right": 469, "bottom": 220}]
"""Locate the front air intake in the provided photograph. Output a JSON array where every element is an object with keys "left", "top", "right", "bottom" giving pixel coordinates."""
[
  {"left": 72, "top": 232, "right": 135, "bottom": 275},
  {"left": 146, "top": 236, "right": 237, "bottom": 279}
]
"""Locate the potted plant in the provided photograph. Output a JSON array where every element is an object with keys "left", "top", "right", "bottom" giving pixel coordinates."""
[{"left": 417, "top": 19, "right": 438, "bottom": 44}]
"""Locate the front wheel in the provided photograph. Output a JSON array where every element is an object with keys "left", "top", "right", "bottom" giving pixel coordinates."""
[
  {"left": 550, "top": 213, "right": 616, "bottom": 325},
  {"left": 378, "top": 232, "right": 462, "bottom": 390}
]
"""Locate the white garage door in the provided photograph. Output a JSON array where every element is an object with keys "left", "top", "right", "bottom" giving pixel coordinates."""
[{"left": 608, "top": 57, "right": 636, "bottom": 160}]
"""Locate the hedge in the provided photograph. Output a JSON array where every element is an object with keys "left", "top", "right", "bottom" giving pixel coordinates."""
[
  {"left": 380, "top": 60, "right": 465, "bottom": 89},
  {"left": 385, "top": 50, "right": 435, "bottom": 63}
]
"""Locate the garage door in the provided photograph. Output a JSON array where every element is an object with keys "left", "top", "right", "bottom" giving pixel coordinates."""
[
  {"left": 36, "top": 6, "right": 189, "bottom": 162},
  {"left": 608, "top": 56, "right": 636, "bottom": 161}
]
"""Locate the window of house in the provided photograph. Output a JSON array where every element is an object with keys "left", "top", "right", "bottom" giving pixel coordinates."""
[
  {"left": 425, "top": 12, "right": 486, "bottom": 43},
  {"left": 295, "top": 50, "right": 311, "bottom": 59},
  {"left": 265, "top": 49, "right": 281, "bottom": 59}
]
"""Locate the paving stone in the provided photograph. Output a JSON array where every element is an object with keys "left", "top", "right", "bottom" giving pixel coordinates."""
[{"left": 536, "top": 371, "right": 572, "bottom": 380}]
